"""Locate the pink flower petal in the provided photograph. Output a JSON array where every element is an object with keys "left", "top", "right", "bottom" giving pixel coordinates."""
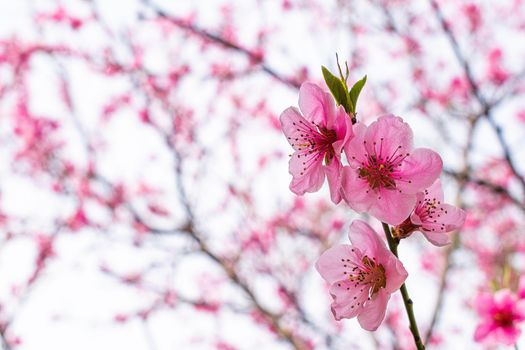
[
  {"left": 424, "top": 179, "right": 444, "bottom": 203},
  {"left": 315, "top": 244, "right": 359, "bottom": 284},
  {"left": 420, "top": 204, "right": 466, "bottom": 234},
  {"left": 369, "top": 188, "right": 417, "bottom": 225},
  {"left": 410, "top": 198, "right": 424, "bottom": 225},
  {"left": 298, "top": 82, "right": 336, "bottom": 129},
  {"left": 383, "top": 256, "right": 408, "bottom": 293},
  {"left": 474, "top": 292, "right": 495, "bottom": 314},
  {"left": 341, "top": 166, "right": 376, "bottom": 212},
  {"left": 516, "top": 299, "right": 525, "bottom": 318},
  {"left": 343, "top": 122, "right": 368, "bottom": 168},
  {"left": 325, "top": 159, "right": 343, "bottom": 204},
  {"left": 364, "top": 114, "right": 413, "bottom": 160},
  {"left": 494, "top": 289, "right": 515, "bottom": 306},
  {"left": 357, "top": 289, "right": 390, "bottom": 331},
  {"left": 329, "top": 279, "right": 369, "bottom": 320},
  {"left": 289, "top": 151, "right": 325, "bottom": 195},
  {"left": 474, "top": 322, "right": 495, "bottom": 342},
  {"left": 421, "top": 231, "right": 451, "bottom": 247},
  {"left": 397, "top": 148, "right": 443, "bottom": 194},
  {"left": 332, "top": 106, "right": 354, "bottom": 155},
  {"left": 348, "top": 220, "right": 387, "bottom": 257},
  {"left": 280, "top": 107, "right": 311, "bottom": 151},
  {"left": 496, "top": 326, "right": 521, "bottom": 345},
  {"left": 519, "top": 277, "right": 525, "bottom": 299}
]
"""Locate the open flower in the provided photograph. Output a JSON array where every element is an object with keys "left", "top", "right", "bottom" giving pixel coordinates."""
[
  {"left": 341, "top": 115, "right": 442, "bottom": 225},
  {"left": 392, "top": 179, "right": 466, "bottom": 246},
  {"left": 280, "top": 82, "right": 353, "bottom": 203},
  {"left": 315, "top": 220, "right": 408, "bottom": 330},
  {"left": 474, "top": 289, "right": 525, "bottom": 345}
]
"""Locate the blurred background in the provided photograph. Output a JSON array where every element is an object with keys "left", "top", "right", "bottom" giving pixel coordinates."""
[{"left": 0, "top": 0, "right": 525, "bottom": 349}]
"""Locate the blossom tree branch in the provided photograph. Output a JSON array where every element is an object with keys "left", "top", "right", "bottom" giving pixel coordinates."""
[
  {"left": 55, "top": 42, "right": 314, "bottom": 348},
  {"left": 429, "top": 0, "right": 525, "bottom": 198},
  {"left": 140, "top": 0, "right": 301, "bottom": 90},
  {"left": 382, "top": 222, "right": 425, "bottom": 350},
  {"left": 424, "top": 114, "right": 478, "bottom": 345}
]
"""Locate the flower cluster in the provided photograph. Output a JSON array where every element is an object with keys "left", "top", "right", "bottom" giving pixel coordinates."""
[{"left": 280, "top": 81, "right": 466, "bottom": 331}]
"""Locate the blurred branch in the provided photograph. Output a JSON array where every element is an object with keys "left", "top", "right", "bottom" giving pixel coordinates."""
[
  {"left": 420, "top": 8, "right": 525, "bottom": 338},
  {"left": 424, "top": 112, "right": 477, "bottom": 344},
  {"left": 443, "top": 169, "right": 525, "bottom": 211},
  {"left": 59, "top": 56, "right": 309, "bottom": 350},
  {"left": 140, "top": 0, "right": 301, "bottom": 89},
  {"left": 102, "top": 267, "right": 249, "bottom": 315},
  {"left": 429, "top": 0, "right": 525, "bottom": 199},
  {"left": 155, "top": 123, "right": 309, "bottom": 349},
  {"left": 424, "top": 239, "right": 456, "bottom": 347},
  {"left": 382, "top": 223, "right": 425, "bottom": 350},
  {"left": 0, "top": 331, "right": 11, "bottom": 350}
]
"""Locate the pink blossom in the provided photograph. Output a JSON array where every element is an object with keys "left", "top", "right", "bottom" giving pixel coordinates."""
[
  {"left": 474, "top": 289, "right": 525, "bottom": 345},
  {"left": 66, "top": 207, "right": 89, "bottom": 231},
  {"left": 486, "top": 48, "right": 509, "bottom": 86},
  {"left": 463, "top": 3, "right": 482, "bottom": 33},
  {"left": 315, "top": 220, "right": 408, "bottom": 330},
  {"left": 519, "top": 277, "right": 525, "bottom": 299},
  {"left": 341, "top": 115, "right": 442, "bottom": 225},
  {"left": 392, "top": 179, "right": 466, "bottom": 246},
  {"left": 517, "top": 109, "right": 525, "bottom": 123},
  {"left": 280, "top": 82, "right": 353, "bottom": 203}
]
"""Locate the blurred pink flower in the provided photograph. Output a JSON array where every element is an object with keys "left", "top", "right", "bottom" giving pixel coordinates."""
[
  {"left": 519, "top": 277, "right": 525, "bottom": 299},
  {"left": 486, "top": 48, "right": 509, "bottom": 86},
  {"left": 315, "top": 220, "right": 408, "bottom": 330},
  {"left": 392, "top": 179, "right": 466, "bottom": 246},
  {"left": 463, "top": 3, "right": 482, "bottom": 33},
  {"left": 341, "top": 115, "right": 442, "bottom": 225},
  {"left": 280, "top": 82, "right": 353, "bottom": 203},
  {"left": 474, "top": 289, "right": 525, "bottom": 345}
]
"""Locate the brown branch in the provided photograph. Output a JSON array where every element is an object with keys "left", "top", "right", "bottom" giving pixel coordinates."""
[
  {"left": 429, "top": 0, "right": 525, "bottom": 198},
  {"left": 424, "top": 114, "right": 477, "bottom": 344},
  {"left": 140, "top": 0, "right": 300, "bottom": 90},
  {"left": 61, "top": 69, "right": 308, "bottom": 350},
  {"left": 442, "top": 169, "right": 525, "bottom": 212},
  {"left": 0, "top": 330, "right": 11, "bottom": 350},
  {"left": 153, "top": 117, "right": 308, "bottom": 349},
  {"left": 423, "top": 234, "right": 456, "bottom": 346}
]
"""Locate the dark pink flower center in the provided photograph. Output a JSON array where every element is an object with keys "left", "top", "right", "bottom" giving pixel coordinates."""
[
  {"left": 493, "top": 310, "right": 515, "bottom": 328},
  {"left": 288, "top": 120, "right": 338, "bottom": 175},
  {"left": 356, "top": 138, "right": 410, "bottom": 191},
  {"left": 339, "top": 253, "right": 386, "bottom": 308}
]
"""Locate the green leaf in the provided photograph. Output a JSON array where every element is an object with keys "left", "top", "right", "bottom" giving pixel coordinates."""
[
  {"left": 321, "top": 66, "right": 353, "bottom": 113},
  {"left": 335, "top": 53, "right": 346, "bottom": 84},
  {"left": 349, "top": 75, "right": 367, "bottom": 112}
]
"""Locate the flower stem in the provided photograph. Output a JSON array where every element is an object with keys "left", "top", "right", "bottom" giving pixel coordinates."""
[{"left": 382, "top": 222, "right": 425, "bottom": 350}]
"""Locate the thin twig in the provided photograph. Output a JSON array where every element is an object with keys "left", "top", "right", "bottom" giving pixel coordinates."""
[
  {"left": 382, "top": 223, "right": 425, "bottom": 350},
  {"left": 443, "top": 169, "right": 524, "bottom": 211},
  {"left": 424, "top": 114, "right": 477, "bottom": 344},
  {"left": 57, "top": 47, "right": 307, "bottom": 348},
  {"left": 429, "top": 0, "right": 525, "bottom": 198},
  {"left": 140, "top": 0, "right": 300, "bottom": 89}
]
